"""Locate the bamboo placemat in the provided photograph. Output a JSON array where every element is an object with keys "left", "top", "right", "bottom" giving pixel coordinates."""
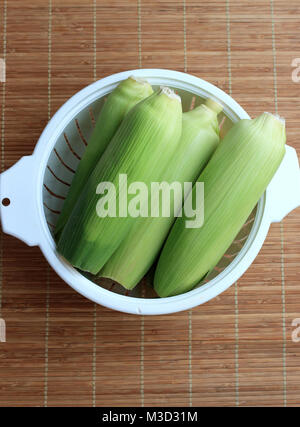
[{"left": 0, "top": 0, "right": 300, "bottom": 407}]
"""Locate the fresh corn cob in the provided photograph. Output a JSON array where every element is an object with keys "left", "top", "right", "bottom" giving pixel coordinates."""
[
  {"left": 99, "top": 99, "right": 223, "bottom": 289},
  {"left": 57, "top": 87, "right": 182, "bottom": 273},
  {"left": 55, "top": 76, "right": 153, "bottom": 236},
  {"left": 154, "top": 112, "right": 286, "bottom": 297}
]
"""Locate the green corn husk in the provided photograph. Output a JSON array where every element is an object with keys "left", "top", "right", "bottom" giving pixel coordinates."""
[
  {"left": 99, "top": 99, "right": 223, "bottom": 289},
  {"left": 154, "top": 112, "right": 286, "bottom": 297},
  {"left": 57, "top": 87, "right": 182, "bottom": 274},
  {"left": 55, "top": 76, "right": 153, "bottom": 236}
]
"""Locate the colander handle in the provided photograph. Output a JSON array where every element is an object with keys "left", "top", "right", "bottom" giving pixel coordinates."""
[
  {"left": 266, "top": 145, "right": 300, "bottom": 223},
  {"left": 0, "top": 155, "right": 41, "bottom": 246}
]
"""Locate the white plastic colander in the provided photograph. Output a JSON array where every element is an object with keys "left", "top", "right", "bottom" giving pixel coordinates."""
[{"left": 1, "top": 69, "right": 300, "bottom": 315}]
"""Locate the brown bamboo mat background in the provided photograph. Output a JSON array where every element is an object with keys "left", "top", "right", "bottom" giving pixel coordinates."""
[{"left": 0, "top": 0, "right": 300, "bottom": 407}]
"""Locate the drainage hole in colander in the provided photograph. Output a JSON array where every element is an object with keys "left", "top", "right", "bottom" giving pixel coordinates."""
[{"left": 2, "top": 198, "right": 10, "bottom": 206}]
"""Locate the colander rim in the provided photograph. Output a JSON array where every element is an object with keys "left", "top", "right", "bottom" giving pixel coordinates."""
[{"left": 34, "top": 69, "right": 270, "bottom": 315}]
